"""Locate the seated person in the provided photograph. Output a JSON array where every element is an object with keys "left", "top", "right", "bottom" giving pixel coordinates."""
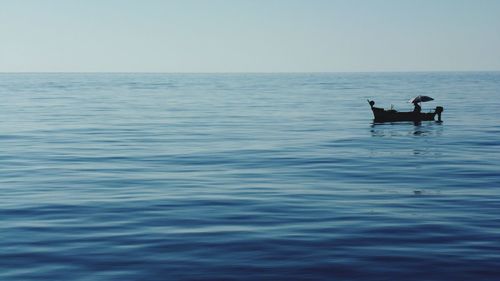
[{"left": 413, "top": 102, "right": 421, "bottom": 113}]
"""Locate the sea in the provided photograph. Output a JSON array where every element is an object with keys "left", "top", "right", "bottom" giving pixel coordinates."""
[{"left": 1, "top": 72, "right": 499, "bottom": 281}]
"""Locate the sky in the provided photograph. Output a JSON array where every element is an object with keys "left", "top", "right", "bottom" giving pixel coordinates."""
[{"left": 1, "top": 0, "right": 499, "bottom": 72}]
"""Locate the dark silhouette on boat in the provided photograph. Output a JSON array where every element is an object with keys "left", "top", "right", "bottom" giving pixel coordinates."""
[{"left": 368, "top": 100, "right": 443, "bottom": 123}]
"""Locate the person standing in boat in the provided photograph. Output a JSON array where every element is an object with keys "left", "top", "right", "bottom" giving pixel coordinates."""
[{"left": 413, "top": 101, "right": 421, "bottom": 113}]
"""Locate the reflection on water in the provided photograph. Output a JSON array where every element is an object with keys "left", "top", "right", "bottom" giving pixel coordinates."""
[{"left": 370, "top": 121, "right": 444, "bottom": 137}]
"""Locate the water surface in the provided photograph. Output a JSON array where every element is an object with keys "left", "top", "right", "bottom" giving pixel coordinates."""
[{"left": 1, "top": 72, "right": 500, "bottom": 280}]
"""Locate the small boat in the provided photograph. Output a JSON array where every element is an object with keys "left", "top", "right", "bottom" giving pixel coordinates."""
[{"left": 368, "top": 100, "right": 443, "bottom": 123}]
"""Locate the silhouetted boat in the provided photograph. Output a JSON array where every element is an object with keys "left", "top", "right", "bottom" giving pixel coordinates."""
[{"left": 368, "top": 100, "right": 443, "bottom": 123}]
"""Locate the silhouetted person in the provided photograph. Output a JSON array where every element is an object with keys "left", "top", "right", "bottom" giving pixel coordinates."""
[{"left": 413, "top": 102, "right": 421, "bottom": 113}]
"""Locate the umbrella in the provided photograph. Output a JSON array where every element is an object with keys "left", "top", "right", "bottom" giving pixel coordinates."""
[{"left": 408, "top": 95, "right": 434, "bottom": 103}]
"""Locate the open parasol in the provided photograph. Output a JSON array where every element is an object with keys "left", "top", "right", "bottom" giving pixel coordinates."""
[{"left": 408, "top": 95, "right": 434, "bottom": 103}]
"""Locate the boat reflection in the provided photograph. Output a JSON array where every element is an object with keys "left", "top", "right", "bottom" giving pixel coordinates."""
[{"left": 370, "top": 121, "right": 443, "bottom": 137}]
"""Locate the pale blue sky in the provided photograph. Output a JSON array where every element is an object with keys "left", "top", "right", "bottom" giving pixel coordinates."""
[{"left": 1, "top": 0, "right": 499, "bottom": 72}]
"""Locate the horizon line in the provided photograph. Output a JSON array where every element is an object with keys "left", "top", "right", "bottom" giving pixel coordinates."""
[{"left": 1, "top": 70, "right": 500, "bottom": 74}]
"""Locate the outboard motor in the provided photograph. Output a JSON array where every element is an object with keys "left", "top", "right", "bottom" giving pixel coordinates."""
[{"left": 435, "top": 106, "right": 444, "bottom": 122}]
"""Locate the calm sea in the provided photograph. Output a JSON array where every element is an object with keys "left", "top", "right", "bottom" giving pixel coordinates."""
[{"left": 1, "top": 72, "right": 499, "bottom": 281}]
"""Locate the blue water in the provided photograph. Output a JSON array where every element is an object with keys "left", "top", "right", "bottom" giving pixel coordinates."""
[{"left": 1, "top": 72, "right": 500, "bottom": 280}]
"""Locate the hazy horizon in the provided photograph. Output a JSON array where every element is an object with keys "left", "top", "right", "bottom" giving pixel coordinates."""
[
  {"left": 2, "top": 70, "right": 500, "bottom": 74},
  {"left": 1, "top": 0, "right": 499, "bottom": 73}
]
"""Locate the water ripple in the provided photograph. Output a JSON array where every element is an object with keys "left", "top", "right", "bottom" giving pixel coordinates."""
[{"left": 1, "top": 73, "right": 500, "bottom": 280}]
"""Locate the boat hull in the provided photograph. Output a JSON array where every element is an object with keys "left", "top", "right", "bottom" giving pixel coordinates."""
[{"left": 368, "top": 100, "right": 443, "bottom": 123}]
